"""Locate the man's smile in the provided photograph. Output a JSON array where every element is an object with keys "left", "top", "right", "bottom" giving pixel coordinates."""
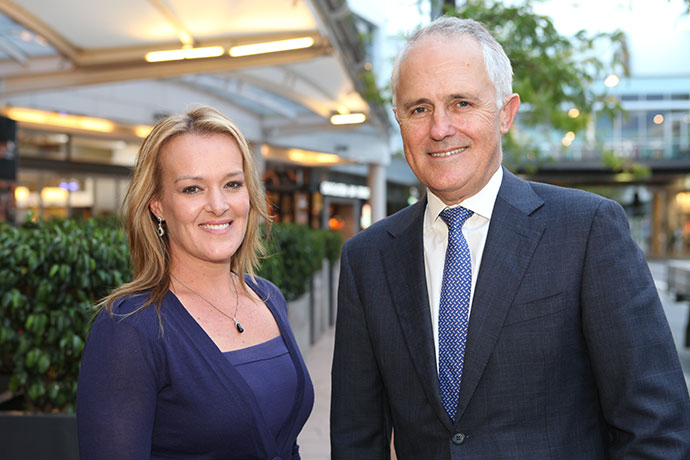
[{"left": 429, "top": 147, "right": 467, "bottom": 158}]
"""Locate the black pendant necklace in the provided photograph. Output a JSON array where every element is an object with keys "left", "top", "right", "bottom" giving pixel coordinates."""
[{"left": 172, "top": 274, "right": 245, "bottom": 333}]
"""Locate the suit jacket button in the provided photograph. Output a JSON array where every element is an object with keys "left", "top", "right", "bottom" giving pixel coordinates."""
[{"left": 452, "top": 433, "right": 466, "bottom": 445}]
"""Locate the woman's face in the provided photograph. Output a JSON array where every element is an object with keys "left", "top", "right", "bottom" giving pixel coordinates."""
[{"left": 150, "top": 133, "right": 250, "bottom": 269}]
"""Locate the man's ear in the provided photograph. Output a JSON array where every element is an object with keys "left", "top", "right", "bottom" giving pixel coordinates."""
[
  {"left": 499, "top": 93, "right": 520, "bottom": 134},
  {"left": 392, "top": 107, "right": 401, "bottom": 125}
]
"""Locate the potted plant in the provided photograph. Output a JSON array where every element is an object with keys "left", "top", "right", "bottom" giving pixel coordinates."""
[{"left": 0, "top": 216, "right": 129, "bottom": 460}]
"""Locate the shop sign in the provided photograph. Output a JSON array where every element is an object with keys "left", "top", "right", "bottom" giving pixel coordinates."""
[{"left": 320, "top": 181, "right": 370, "bottom": 200}]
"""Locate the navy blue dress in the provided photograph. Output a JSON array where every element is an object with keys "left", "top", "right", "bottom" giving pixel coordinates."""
[{"left": 76, "top": 276, "right": 314, "bottom": 460}]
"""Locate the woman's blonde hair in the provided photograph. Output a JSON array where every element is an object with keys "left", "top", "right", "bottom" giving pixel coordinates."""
[{"left": 101, "top": 105, "right": 270, "bottom": 316}]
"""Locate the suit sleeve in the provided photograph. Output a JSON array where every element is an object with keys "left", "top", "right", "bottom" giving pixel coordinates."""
[
  {"left": 76, "top": 310, "right": 160, "bottom": 460},
  {"left": 330, "top": 243, "right": 392, "bottom": 460},
  {"left": 580, "top": 199, "right": 690, "bottom": 459}
]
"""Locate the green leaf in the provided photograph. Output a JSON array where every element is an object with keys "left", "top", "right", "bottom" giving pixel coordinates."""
[
  {"left": 48, "top": 382, "right": 60, "bottom": 400},
  {"left": 72, "top": 335, "right": 84, "bottom": 353},
  {"left": 10, "top": 289, "right": 22, "bottom": 310},
  {"left": 59, "top": 264, "right": 70, "bottom": 280},
  {"left": 25, "top": 348, "right": 39, "bottom": 368},
  {"left": 28, "top": 381, "right": 45, "bottom": 400},
  {"left": 37, "top": 353, "right": 51, "bottom": 374},
  {"left": 25, "top": 314, "right": 36, "bottom": 331},
  {"left": 1, "top": 290, "right": 11, "bottom": 308},
  {"left": 49, "top": 264, "right": 60, "bottom": 278}
]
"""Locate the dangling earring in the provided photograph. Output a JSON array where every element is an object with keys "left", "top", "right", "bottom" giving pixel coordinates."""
[{"left": 157, "top": 216, "right": 165, "bottom": 237}]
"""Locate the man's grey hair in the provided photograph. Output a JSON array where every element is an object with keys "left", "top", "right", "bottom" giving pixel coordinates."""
[{"left": 391, "top": 16, "right": 513, "bottom": 109}]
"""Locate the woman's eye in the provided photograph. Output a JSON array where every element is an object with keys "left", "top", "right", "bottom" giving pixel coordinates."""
[
  {"left": 182, "top": 185, "right": 200, "bottom": 194},
  {"left": 226, "top": 181, "right": 244, "bottom": 190}
]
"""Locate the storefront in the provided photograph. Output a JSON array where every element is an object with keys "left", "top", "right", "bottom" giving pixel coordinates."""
[{"left": 10, "top": 128, "right": 135, "bottom": 222}]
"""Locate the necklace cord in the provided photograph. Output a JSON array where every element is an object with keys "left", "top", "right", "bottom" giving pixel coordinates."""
[{"left": 170, "top": 273, "right": 244, "bottom": 333}]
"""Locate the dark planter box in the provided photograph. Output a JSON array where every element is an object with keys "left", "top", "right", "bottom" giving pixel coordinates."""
[{"left": 0, "top": 410, "right": 78, "bottom": 460}]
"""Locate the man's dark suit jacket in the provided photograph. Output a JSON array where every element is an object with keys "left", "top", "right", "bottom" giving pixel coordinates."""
[{"left": 331, "top": 168, "right": 690, "bottom": 459}]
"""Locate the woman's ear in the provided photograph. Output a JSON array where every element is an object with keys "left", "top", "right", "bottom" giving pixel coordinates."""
[{"left": 149, "top": 200, "right": 162, "bottom": 221}]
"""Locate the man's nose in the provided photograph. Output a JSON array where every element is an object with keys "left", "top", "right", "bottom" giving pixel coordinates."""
[{"left": 430, "top": 108, "right": 457, "bottom": 141}]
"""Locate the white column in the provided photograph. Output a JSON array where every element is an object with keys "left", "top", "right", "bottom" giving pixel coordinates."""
[
  {"left": 254, "top": 143, "right": 266, "bottom": 178},
  {"left": 367, "top": 163, "right": 386, "bottom": 223}
]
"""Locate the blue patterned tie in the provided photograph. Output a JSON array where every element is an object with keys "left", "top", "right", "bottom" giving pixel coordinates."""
[{"left": 438, "top": 206, "right": 473, "bottom": 421}]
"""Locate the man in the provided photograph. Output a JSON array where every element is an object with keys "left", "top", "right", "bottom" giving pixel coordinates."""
[{"left": 330, "top": 16, "right": 690, "bottom": 459}]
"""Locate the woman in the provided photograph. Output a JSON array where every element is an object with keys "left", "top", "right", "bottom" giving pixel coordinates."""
[{"left": 76, "top": 106, "right": 313, "bottom": 459}]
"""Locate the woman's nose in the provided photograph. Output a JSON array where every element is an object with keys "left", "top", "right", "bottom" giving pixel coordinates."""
[{"left": 205, "top": 187, "right": 229, "bottom": 215}]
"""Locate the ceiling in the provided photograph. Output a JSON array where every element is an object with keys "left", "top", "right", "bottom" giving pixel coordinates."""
[{"left": 0, "top": 0, "right": 392, "bottom": 166}]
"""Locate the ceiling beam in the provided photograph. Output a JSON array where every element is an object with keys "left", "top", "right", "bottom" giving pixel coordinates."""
[
  {"left": 0, "top": 0, "right": 79, "bottom": 62},
  {"left": 0, "top": 44, "right": 332, "bottom": 95},
  {"left": 0, "top": 36, "right": 27, "bottom": 64},
  {"left": 147, "top": 0, "right": 195, "bottom": 47},
  {"left": 0, "top": 55, "right": 71, "bottom": 77},
  {"left": 231, "top": 71, "right": 334, "bottom": 118}
]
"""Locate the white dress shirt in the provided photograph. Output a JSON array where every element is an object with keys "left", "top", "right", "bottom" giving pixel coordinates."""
[{"left": 423, "top": 166, "right": 503, "bottom": 368}]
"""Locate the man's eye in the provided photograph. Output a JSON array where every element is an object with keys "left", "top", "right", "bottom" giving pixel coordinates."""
[
  {"left": 457, "top": 101, "right": 470, "bottom": 107},
  {"left": 182, "top": 186, "right": 200, "bottom": 194},
  {"left": 412, "top": 107, "right": 426, "bottom": 114}
]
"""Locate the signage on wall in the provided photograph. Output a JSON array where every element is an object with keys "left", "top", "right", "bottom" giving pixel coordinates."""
[
  {"left": 0, "top": 116, "right": 17, "bottom": 181},
  {"left": 320, "top": 181, "right": 370, "bottom": 200},
  {"left": 0, "top": 116, "right": 16, "bottom": 223}
]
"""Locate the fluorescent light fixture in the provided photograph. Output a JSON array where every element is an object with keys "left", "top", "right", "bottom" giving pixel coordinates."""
[
  {"left": 145, "top": 46, "right": 224, "bottom": 63},
  {"left": 330, "top": 113, "right": 366, "bottom": 125},
  {"left": 14, "top": 186, "right": 29, "bottom": 201},
  {"left": 135, "top": 125, "right": 153, "bottom": 138},
  {"left": 677, "top": 192, "right": 690, "bottom": 210},
  {"left": 41, "top": 187, "right": 68, "bottom": 203},
  {"left": 260, "top": 145, "right": 346, "bottom": 166},
  {"left": 288, "top": 149, "right": 340, "bottom": 165},
  {"left": 229, "top": 37, "right": 314, "bottom": 57},
  {"left": 6, "top": 107, "right": 115, "bottom": 133}
]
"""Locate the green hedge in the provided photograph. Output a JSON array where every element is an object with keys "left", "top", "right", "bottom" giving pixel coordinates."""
[
  {"left": 0, "top": 217, "right": 341, "bottom": 412},
  {"left": 0, "top": 217, "right": 130, "bottom": 412},
  {"left": 258, "top": 224, "right": 342, "bottom": 301}
]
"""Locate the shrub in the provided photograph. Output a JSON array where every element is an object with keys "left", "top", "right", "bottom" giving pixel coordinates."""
[
  {"left": 258, "top": 224, "right": 341, "bottom": 302},
  {"left": 0, "top": 217, "right": 130, "bottom": 412}
]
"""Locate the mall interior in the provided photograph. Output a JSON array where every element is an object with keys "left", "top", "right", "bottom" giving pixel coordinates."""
[
  {"left": 1, "top": 0, "right": 690, "bottom": 257},
  {"left": 0, "top": 0, "right": 421, "bottom": 246}
]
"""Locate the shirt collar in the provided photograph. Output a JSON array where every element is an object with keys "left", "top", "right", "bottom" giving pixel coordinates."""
[{"left": 425, "top": 166, "right": 503, "bottom": 228}]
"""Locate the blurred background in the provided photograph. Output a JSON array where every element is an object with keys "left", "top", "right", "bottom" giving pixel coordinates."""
[{"left": 0, "top": 0, "right": 689, "bottom": 257}]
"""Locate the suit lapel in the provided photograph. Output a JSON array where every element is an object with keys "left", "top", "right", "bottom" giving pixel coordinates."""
[
  {"left": 455, "top": 169, "right": 545, "bottom": 422},
  {"left": 381, "top": 198, "right": 455, "bottom": 431}
]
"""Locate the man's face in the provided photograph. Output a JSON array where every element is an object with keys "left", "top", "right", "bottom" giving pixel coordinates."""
[{"left": 393, "top": 35, "right": 519, "bottom": 205}]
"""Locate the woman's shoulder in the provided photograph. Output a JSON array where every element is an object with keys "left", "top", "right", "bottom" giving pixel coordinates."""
[
  {"left": 94, "top": 292, "right": 170, "bottom": 336},
  {"left": 244, "top": 275, "right": 288, "bottom": 313},
  {"left": 244, "top": 274, "right": 281, "bottom": 298},
  {"left": 84, "top": 292, "right": 169, "bottom": 378}
]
